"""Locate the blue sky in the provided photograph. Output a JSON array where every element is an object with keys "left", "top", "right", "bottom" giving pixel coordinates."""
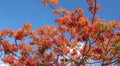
[{"left": 0, "top": 0, "right": 120, "bottom": 30}]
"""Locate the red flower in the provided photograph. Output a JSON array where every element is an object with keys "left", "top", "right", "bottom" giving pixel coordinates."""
[
  {"left": 42, "top": 0, "right": 58, "bottom": 6},
  {"left": 12, "top": 61, "right": 23, "bottom": 66},
  {"left": 2, "top": 55, "right": 15, "bottom": 63},
  {"left": 14, "top": 29, "right": 25, "bottom": 40}
]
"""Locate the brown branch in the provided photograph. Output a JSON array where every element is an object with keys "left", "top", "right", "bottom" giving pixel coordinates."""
[
  {"left": 7, "top": 49, "right": 19, "bottom": 58},
  {"left": 104, "top": 59, "right": 118, "bottom": 65},
  {"left": 91, "top": 0, "right": 97, "bottom": 24},
  {"left": 0, "top": 38, "right": 19, "bottom": 58},
  {"left": 50, "top": 54, "right": 59, "bottom": 65},
  {"left": 48, "top": 3, "right": 57, "bottom": 10},
  {"left": 48, "top": 3, "right": 63, "bottom": 16},
  {"left": 15, "top": 39, "right": 19, "bottom": 48}
]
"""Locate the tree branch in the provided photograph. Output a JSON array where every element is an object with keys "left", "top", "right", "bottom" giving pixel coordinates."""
[{"left": 91, "top": 0, "right": 97, "bottom": 24}]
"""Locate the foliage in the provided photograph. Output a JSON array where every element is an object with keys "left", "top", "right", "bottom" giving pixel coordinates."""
[{"left": 0, "top": 0, "right": 120, "bottom": 66}]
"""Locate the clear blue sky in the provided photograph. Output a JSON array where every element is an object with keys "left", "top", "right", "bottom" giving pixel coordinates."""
[{"left": 0, "top": 0, "right": 120, "bottom": 29}]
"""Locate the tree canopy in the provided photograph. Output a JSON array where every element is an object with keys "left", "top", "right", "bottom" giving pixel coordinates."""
[{"left": 0, "top": 0, "right": 120, "bottom": 66}]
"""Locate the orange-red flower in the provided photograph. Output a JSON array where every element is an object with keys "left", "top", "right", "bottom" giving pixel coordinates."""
[
  {"left": 23, "top": 22, "right": 32, "bottom": 30},
  {"left": 14, "top": 28, "right": 25, "bottom": 40},
  {"left": 12, "top": 61, "right": 23, "bottom": 66},
  {"left": 2, "top": 55, "right": 15, "bottom": 63},
  {"left": 2, "top": 40, "right": 18, "bottom": 53},
  {"left": 59, "top": 25, "right": 67, "bottom": 33},
  {"left": 42, "top": 0, "right": 58, "bottom": 6}
]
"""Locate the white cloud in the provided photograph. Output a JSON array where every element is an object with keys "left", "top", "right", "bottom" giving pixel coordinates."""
[
  {"left": 0, "top": 63, "right": 9, "bottom": 66},
  {"left": 67, "top": 42, "right": 84, "bottom": 58},
  {"left": 0, "top": 60, "right": 9, "bottom": 66}
]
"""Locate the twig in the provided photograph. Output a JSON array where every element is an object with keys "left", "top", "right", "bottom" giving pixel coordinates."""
[
  {"left": 15, "top": 39, "right": 19, "bottom": 48},
  {"left": 48, "top": 3, "right": 57, "bottom": 10},
  {"left": 91, "top": 0, "right": 97, "bottom": 24},
  {"left": 7, "top": 49, "right": 19, "bottom": 58}
]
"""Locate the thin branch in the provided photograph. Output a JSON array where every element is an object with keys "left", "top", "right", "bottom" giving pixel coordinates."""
[
  {"left": 91, "top": 0, "right": 97, "bottom": 24},
  {"left": 104, "top": 59, "right": 118, "bottom": 65},
  {"left": 15, "top": 39, "right": 18, "bottom": 48},
  {"left": 48, "top": 3, "right": 63, "bottom": 16},
  {"left": 51, "top": 54, "right": 59, "bottom": 65},
  {"left": 7, "top": 49, "right": 19, "bottom": 58},
  {"left": 0, "top": 39, "right": 19, "bottom": 58},
  {"left": 85, "top": 31, "right": 101, "bottom": 59},
  {"left": 48, "top": 3, "right": 57, "bottom": 10}
]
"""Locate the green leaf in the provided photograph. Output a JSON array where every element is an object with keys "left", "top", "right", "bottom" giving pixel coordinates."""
[
  {"left": 114, "top": 44, "right": 120, "bottom": 50},
  {"left": 115, "top": 31, "right": 120, "bottom": 36}
]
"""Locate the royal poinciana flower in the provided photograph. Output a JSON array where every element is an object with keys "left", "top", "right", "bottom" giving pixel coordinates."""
[{"left": 42, "top": 0, "right": 58, "bottom": 6}]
